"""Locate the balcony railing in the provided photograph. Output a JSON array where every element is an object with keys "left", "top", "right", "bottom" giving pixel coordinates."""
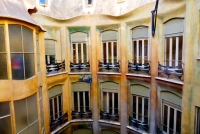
[
  {"left": 71, "top": 110, "right": 92, "bottom": 120},
  {"left": 128, "top": 61, "right": 150, "bottom": 75},
  {"left": 46, "top": 60, "right": 65, "bottom": 75},
  {"left": 98, "top": 61, "right": 120, "bottom": 73},
  {"left": 70, "top": 62, "right": 90, "bottom": 72},
  {"left": 129, "top": 116, "right": 149, "bottom": 132},
  {"left": 50, "top": 112, "right": 68, "bottom": 131},
  {"left": 158, "top": 62, "right": 183, "bottom": 81},
  {"left": 100, "top": 110, "right": 119, "bottom": 122}
]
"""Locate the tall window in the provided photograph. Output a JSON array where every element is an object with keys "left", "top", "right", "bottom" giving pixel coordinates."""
[
  {"left": 45, "top": 39, "right": 56, "bottom": 65},
  {"left": 162, "top": 101, "right": 181, "bottom": 134},
  {"left": 196, "top": 107, "right": 200, "bottom": 134},
  {"left": 40, "top": 0, "right": 47, "bottom": 5},
  {"left": 48, "top": 85, "right": 63, "bottom": 121},
  {"left": 101, "top": 82, "right": 118, "bottom": 114},
  {"left": 39, "top": 87, "right": 44, "bottom": 133},
  {"left": 71, "top": 32, "right": 88, "bottom": 64},
  {"left": 131, "top": 95, "right": 149, "bottom": 123},
  {"left": 102, "top": 31, "right": 118, "bottom": 64},
  {"left": 0, "top": 25, "right": 8, "bottom": 79},
  {"left": 72, "top": 82, "right": 90, "bottom": 112},
  {"left": 164, "top": 19, "right": 184, "bottom": 67},
  {"left": 0, "top": 102, "right": 12, "bottom": 134},
  {"left": 36, "top": 33, "right": 40, "bottom": 72},
  {"left": 14, "top": 94, "right": 39, "bottom": 134},
  {"left": 9, "top": 24, "right": 35, "bottom": 80},
  {"left": 132, "top": 27, "right": 149, "bottom": 64}
]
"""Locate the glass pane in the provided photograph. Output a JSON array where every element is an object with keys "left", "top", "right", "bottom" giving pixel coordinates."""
[
  {"left": 58, "top": 95, "right": 62, "bottom": 116},
  {"left": 85, "top": 91, "right": 89, "bottom": 111},
  {"left": 24, "top": 54, "right": 35, "bottom": 79},
  {"left": 114, "top": 93, "right": 118, "bottom": 114},
  {"left": 19, "top": 127, "right": 28, "bottom": 134},
  {"left": 78, "top": 44, "right": 81, "bottom": 63},
  {"left": 163, "top": 105, "right": 168, "bottom": 132},
  {"left": 36, "top": 33, "right": 40, "bottom": 72},
  {"left": 11, "top": 54, "right": 24, "bottom": 80},
  {"left": 73, "top": 44, "right": 76, "bottom": 64},
  {"left": 103, "top": 43, "right": 107, "bottom": 63},
  {"left": 49, "top": 99, "right": 53, "bottom": 121},
  {"left": 0, "top": 54, "right": 8, "bottom": 79},
  {"left": 80, "top": 92, "right": 84, "bottom": 112},
  {"left": 178, "top": 36, "right": 183, "bottom": 66},
  {"left": 54, "top": 97, "right": 58, "bottom": 119},
  {"left": 0, "top": 116, "right": 12, "bottom": 134},
  {"left": 108, "top": 42, "right": 112, "bottom": 63},
  {"left": 176, "top": 110, "right": 181, "bottom": 134},
  {"left": 14, "top": 98, "right": 28, "bottom": 133},
  {"left": 138, "top": 97, "right": 142, "bottom": 121},
  {"left": 40, "top": 98, "right": 44, "bottom": 128},
  {"left": 27, "top": 94, "right": 38, "bottom": 124},
  {"left": 113, "top": 42, "right": 117, "bottom": 63},
  {"left": 165, "top": 38, "right": 170, "bottom": 66},
  {"left": 0, "top": 102, "right": 10, "bottom": 117},
  {"left": 132, "top": 95, "right": 136, "bottom": 119},
  {"left": 23, "top": 26, "right": 34, "bottom": 52},
  {"left": 169, "top": 107, "right": 174, "bottom": 134},
  {"left": 83, "top": 43, "right": 87, "bottom": 63},
  {"left": 40, "top": 0, "right": 46, "bottom": 4},
  {"left": 133, "top": 41, "right": 137, "bottom": 63},
  {"left": 172, "top": 37, "right": 176, "bottom": 67},
  {"left": 29, "top": 121, "right": 39, "bottom": 134},
  {"left": 9, "top": 25, "right": 23, "bottom": 52},
  {"left": 144, "top": 98, "right": 148, "bottom": 123},
  {"left": 139, "top": 40, "right": 142, "bottom": 64},
  {"left": 144, "top": 40, "right": 148, "bottom": 63},
  {"left": 109, "top": 93, "right": 113, "bottom": 114},
  {"left": 74, "top": 92, "right": 78, "bottom": 111},
  {"left": 103, "top": 92, "right": 107, "bottom": 112},
  {"left": 0, "top": 25, "right": 5, "bottom": 52}
]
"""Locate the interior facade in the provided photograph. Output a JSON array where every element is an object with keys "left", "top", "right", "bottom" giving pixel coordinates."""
[{"left": 0, "top": 0, "right": 200, "bottom": 134}]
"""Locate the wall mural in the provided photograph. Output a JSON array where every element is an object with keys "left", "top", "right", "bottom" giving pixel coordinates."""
[
  {"left": 96, "top": 24, "right": 118, "bottom": 32},
  {"left": 79, "top": 74, "right": 92, "bottom": 84},
  {"left": 68, "top": 26, "right": 90, "bottom": 34}
]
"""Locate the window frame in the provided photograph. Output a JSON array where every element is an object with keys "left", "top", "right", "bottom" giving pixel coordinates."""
[{"left": 195, "top": 106, "right": 200, "bottom": 134}]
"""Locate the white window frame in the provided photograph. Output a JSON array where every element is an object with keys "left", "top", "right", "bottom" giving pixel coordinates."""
[
  {"left": 164, "top": 35, "right": 183, "bottom": 67},
  {"left": 131, "top": 94, "right": 149, "bottom": 123},
  {"left": 71, "top": 42, "right": 88, "bottom": 64},
  {"left": 132, "top": 38, "right": 149, "bottom": 64},
  {"left": 161, "top": 100, "right": 182, "bottom": 134},
  {"left": 102, "top": 41, "right": 118, "bottom": 64},
  {"left": 72, "top": 91, "right": 90, "bottom": 112},
  {"left": 49, "top": 94, "right": 63, "bottom": 120}
]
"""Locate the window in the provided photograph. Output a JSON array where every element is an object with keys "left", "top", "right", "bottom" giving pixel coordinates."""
[
  {"left": 39, "top": 87, "right": 44, "bottom": 133},
  {"left": 195, "top": 107, "right": 200, "bottom": 134},
  {"left": 101, "top": 82, "right": 118, "bottom": 114},
  {"left": 131, "top": 95, "right": 149, "bottom": 123},
  {"left": 132, "top": 27, "right": 149, "bottom": 64},
  {"left": 45, "top": 39, "right": 56, "bottom": 65},
  {"left": 72, "top": 82, "right": 90, "bottom": 112},
  {"left": 162, "top": 101, "right": 181, "bottom": 134},
  {"left": 70, "top": 32, "right": 88, "bottom": 64},
  {"left": 0, "top": 25, "right": 8, "bottom": 79},
  {"left": 40, "top": 0, "right": 47, "bottom": 5},
  {"left": 14, "top": 94, "right": 39, "bottom": 134},
  {"left": 88, "top": 0, "right": 92, "bottom": 5},
  {"left": 36, "top": 33, "right": 40, "bottom": 72},
  {"left": 9, "top": 24, "right": 35, "bottom": 80},
  {"left": 164, "top": 19, "right": 184, "bottom": 67},
  {"left": 102, "top": 31, "right": 118, "bottom": 64},
  {"left": 48, "top": 85, "right": 63, "bottom": 121},
  {"left": 0, "top": 102, "right": 12, "bottom": 134}
]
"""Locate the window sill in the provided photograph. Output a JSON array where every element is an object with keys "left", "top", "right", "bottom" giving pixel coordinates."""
[
  {"left": 117, "top": 0, "right": 125, "bottom": 3},
  {"left": 69, "top": 72, "right": 91, "bottom": 75},
  {"left": 155, "top": 77, "right": 183, "bottom": 85},
  {"left": 126, "top": 73, "right": 151, "bottom": 78},
  {"left": 127, "top": 126, "right": 149, "bottom": 134},
  {"left": 97, "top": 72, "right": 121, "bottom": 75},
  {"left": 39, "top": 4, "right": 48, "bottom": 7},
  {"left": 47, "top": 71, "right": 68, "bottom": 77},
  {"left": 98, "top": 119, "right": 120, "bottom": 126},
  {"left": 86, "top": 4, "right": 93, "bottom": 8},
  {"left": 197, "top": 58, "right": 200, "bottom": 60},
  {"left": 51, "top": 119, "right": 93, "bottom": 134}
]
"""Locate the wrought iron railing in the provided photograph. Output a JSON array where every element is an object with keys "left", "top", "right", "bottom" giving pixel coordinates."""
[
  {"left": 128, "top": 61, "right": 150, "bottom": 75},
  {"left": 157, "top": 126, "right": 164, "bottom": 134},
  {"left": 50, "top": 112, "right": 68, "bottom": 131},
  {"left": 71, "top": 110, "right": 92, "bottom": 120},
  {"left": 98, "top": 61, "right": 120, "bottom": 73},
  {"left": 46, "top": 60, "right": 65, "bottom": 74},
  {"left": 158, "top": 62, "right": 183, "bottom": 81},
  {"left": 100, "top": 110, "right": 119, "bottom": 122},
  {"left": 129, "top": 116, "right": 149, "bottom": 132},
  {"left": 70, "top": 62, "right": 90, "bottom": 72}
]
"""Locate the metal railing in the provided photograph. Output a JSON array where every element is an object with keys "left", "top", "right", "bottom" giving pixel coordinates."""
[
  {"left": 50, "top": 112, "right": 68, "bottom": 131},
  {"left": 129, "top": 116, "right": 149, "bottom": 132},
  {"left": 70, "top": 61, "right": 90, "bottom": 72},
  {"left": 71, "top": 110, "right": 92, "bottom": 120},
  {"left": 46, "top": 60, "right": 65, "bottom": 74},
  {"left": 100, "top": 110, "right": 119, "bottom": 121},
  {"left": 98, "top": 61, "right": 120, "bottom": 73},
  {"left": 128, "top": 61, "right": 150, "bottom": 75}
]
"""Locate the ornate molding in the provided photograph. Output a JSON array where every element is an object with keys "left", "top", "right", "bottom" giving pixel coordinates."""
[
  {"left": 68, "top": 27, "right": 90, "bottom": 34},
  {"left": 96, "top": 24, "right": 118, "bottom": 32}
]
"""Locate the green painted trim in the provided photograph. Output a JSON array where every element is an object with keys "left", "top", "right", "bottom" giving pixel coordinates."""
[
  {"left": 96, "top": 24, "right": 118, "bottom": 32},
  {"left": 68, "top": 27, "right": 90, "bottom": 34}
]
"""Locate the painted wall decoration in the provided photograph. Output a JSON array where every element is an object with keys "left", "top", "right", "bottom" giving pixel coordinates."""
[
  {"left": 68, "top": 27, "right": 90, "bottom": 34},
  {"left": 96, "top": 24, "right": 118, "bottom": 32},
  {"left": 79, "top": 74, "right": 92, "bottom": 84}
]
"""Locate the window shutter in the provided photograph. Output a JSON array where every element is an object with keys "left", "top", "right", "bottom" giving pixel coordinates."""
[
  {"left": 102, "top": 31, "right": 117, "bottom": 41},
  {"left": 71, "top": 32, "right": 87, "bottom": 42},
  {"left": 131, "top": 85, "right": 149, "bottom": 97},
  {"left": 101, "top": 82, "right": 118, "bottom": 92},
  {"left": 48, "top": 85, "right": 62, "bottom": 98},
  {"left": 164, "top": 18, "right": 184, "bottom": 36},
  {"left": 72, "top": 82, "right": 90, "bottom": 92},
  {"left": 45, "top": 39, "right": 55, "bottom": 55},
  {"left": 132, "top": 27, "right": 148, "bottom": 39},
  {"left": 161, "top": 92, "right": 182, "bottom": 106}
]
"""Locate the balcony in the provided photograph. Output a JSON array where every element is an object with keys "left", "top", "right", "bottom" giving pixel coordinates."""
[
  {"left": 100, "top": 110, "right": 119, "bottom": 122},
  {"left": 46, "top": 60, "right": 65, "bottom": 75},
  {"left": 128, "top": 61, "right": 150, "bottom": 75},
  {"left": 98, "top": 61, "right": 120, "bottom": 73},
  {"left": 129, "top": 116, "right": 149, "bottom": 133},
  {"left": 71, "top": 110, "right": 92, "bottom": 120},
  {"left": 50, "top": 112, "right": 68, "bottom": 132},
  {"left": 70, "top": 62, "right": 90, "bottom": 72}
]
